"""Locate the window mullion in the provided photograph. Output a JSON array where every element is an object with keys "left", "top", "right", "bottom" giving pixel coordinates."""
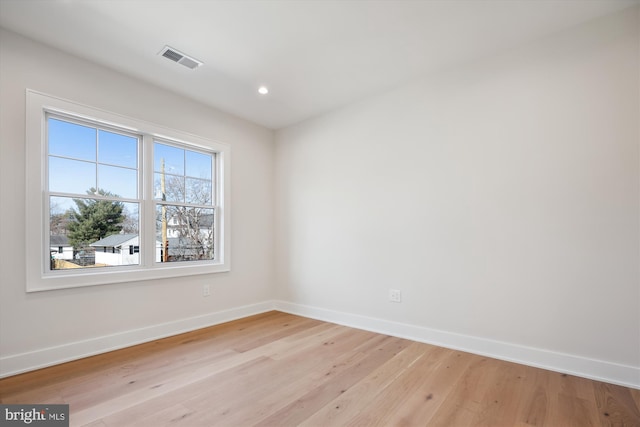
[{"left": 141, "top": 134, "right": 155, "bottom": 268}]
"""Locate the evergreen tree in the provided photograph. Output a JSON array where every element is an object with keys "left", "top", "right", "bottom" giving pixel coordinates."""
[{"left": 67, "top": 188, "right": 125, "bottom": 249}]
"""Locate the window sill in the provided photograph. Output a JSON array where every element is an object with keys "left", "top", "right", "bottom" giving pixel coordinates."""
[{"left": 26, "top": 262, "right": 230, "bottom": 293}]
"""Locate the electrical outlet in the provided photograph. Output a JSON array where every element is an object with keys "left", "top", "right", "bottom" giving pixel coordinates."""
[
  {"left": 389, "top": 289, "right": 402, "bottom": 303},
  {"left": 203, "top": 284, "right": 211, "bottom": 297}
]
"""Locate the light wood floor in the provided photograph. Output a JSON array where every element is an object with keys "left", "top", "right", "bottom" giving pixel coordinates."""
[{"left": 1, "top": 311, "right": 639, "bottom": 426}]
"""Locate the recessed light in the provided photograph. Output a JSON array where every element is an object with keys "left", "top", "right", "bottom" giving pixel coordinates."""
[{"left": 258, "top": 86, "right": 269, "bottom": 95}]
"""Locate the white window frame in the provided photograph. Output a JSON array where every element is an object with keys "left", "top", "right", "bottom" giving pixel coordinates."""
[{"left": 26, "top": 90, "right": 230, "bottom": 292}]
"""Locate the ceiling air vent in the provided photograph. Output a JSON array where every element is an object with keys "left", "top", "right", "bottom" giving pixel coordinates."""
[{"left": 159, "top": 46, "right": 203, "bottom": 70}]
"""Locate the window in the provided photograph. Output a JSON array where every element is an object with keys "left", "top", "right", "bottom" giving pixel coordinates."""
[
  {"left": 26, "top": 90, "right": 230, "bottom": 291},
  {"left": 154, "top": 142, "right": 215, "bottom": 263},
  {"left": 47, "top": 115, "right": 140, "bottom": 270}
]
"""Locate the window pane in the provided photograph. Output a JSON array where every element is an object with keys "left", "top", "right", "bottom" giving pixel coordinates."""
[
  {"left": 48, "top": 118, "right": 96, "bottom": 161},
  {"left": 185, "top": 178, "right": 212, "bottom": 205},
  {"left": 49, "top": 196, "right": 139, "bottom": 270},
  {"left": 49, "top": 157, "right": 95, "bottom": 194},
  {"left": 98, "top": 130, "right": 137, "bottom": 168},
  {"left": 154, "top": 142, "right": 184, "bottom": 175},
  {"left": 156, "top": 205, "right": 214, "bottom": 262},
  {"left": 185, "top": 150, "right": 212, "bottom": 179},
  {"left": 98, "top": 164, "right": 137, "bottom": 199}
]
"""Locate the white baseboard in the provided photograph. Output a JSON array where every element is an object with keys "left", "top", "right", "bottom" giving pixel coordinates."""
[
  {"left": 3, "top": 299, "right": 638, "bottom": 390},
  {"left": 273, "top": 300, "right": 640, "bottom": 390},
  {"left": 0, "top": 301, "right": 275, "bottom": 379}
]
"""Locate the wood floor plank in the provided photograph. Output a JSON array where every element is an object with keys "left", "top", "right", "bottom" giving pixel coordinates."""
[
  {"left": 342, "top": 346, "right": 456, "bottom": 427},
  {"left": 544, "top": 373, "right": 601, "bottom": 427},
  {"left": 426, "top": 356, "right": 503, "bottom": 426},
  {"left": 93, "top": 322, "right": 347, "bottom": 426},
  {"left": 513, "top": 368, "right": 551, "bottom": 426},
  {"left": 1, "top": 311, "right": 638, "bottom": 427},
  {"left": 69, "top": 315, "right": 329, "bottom": 425},
  {"left": 122, "top": 402, "right": 197, "bottom": 427},
  {"left": 178, "top": 328, "right": 382, "bottom": 426},
  {"left": 631, "top": 387, "right": 640, "bottom": 408},
  {"left": 594, "top": 382, "right": 640, "bottom": 426},
  {"left": 254, "top": 335, "right": 410, "bottom": 427},
  {"left": 297, "top": 342, "right": 431, "bottom": 427},
  {"left": 373, "top": 349, "right": 477, "bottom": 426},
  {"left": 64, "top": 347, "right": 239, "bottom": 410},
  {"left": 97, "top": 355, "right": 273, "bottom": 427}
]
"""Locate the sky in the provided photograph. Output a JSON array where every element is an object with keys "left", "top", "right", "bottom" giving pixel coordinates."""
[{"left": 48, "top": 117, "right": 213, "bottom": 215}]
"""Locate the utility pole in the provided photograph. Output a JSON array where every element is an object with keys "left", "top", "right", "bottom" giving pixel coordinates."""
[{"left": 161, "top": 158, "right": 168, "bottom": 262}]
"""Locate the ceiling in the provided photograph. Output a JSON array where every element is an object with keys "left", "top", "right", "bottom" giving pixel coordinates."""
[{"left": 0, "top": 0, "right": 637, "bottom": 129}]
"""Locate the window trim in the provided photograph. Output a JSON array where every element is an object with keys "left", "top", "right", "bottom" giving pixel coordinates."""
[{"left": 26, "top": 90, "right": 231, "bottom": 292}]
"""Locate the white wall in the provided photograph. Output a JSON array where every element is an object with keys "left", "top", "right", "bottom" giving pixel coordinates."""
[
  {"left": 0, "top": 29, "right": 275, "bottom": 374},
  {"left": 275, "top": 7, "right": 640, "bottom": 386}
]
